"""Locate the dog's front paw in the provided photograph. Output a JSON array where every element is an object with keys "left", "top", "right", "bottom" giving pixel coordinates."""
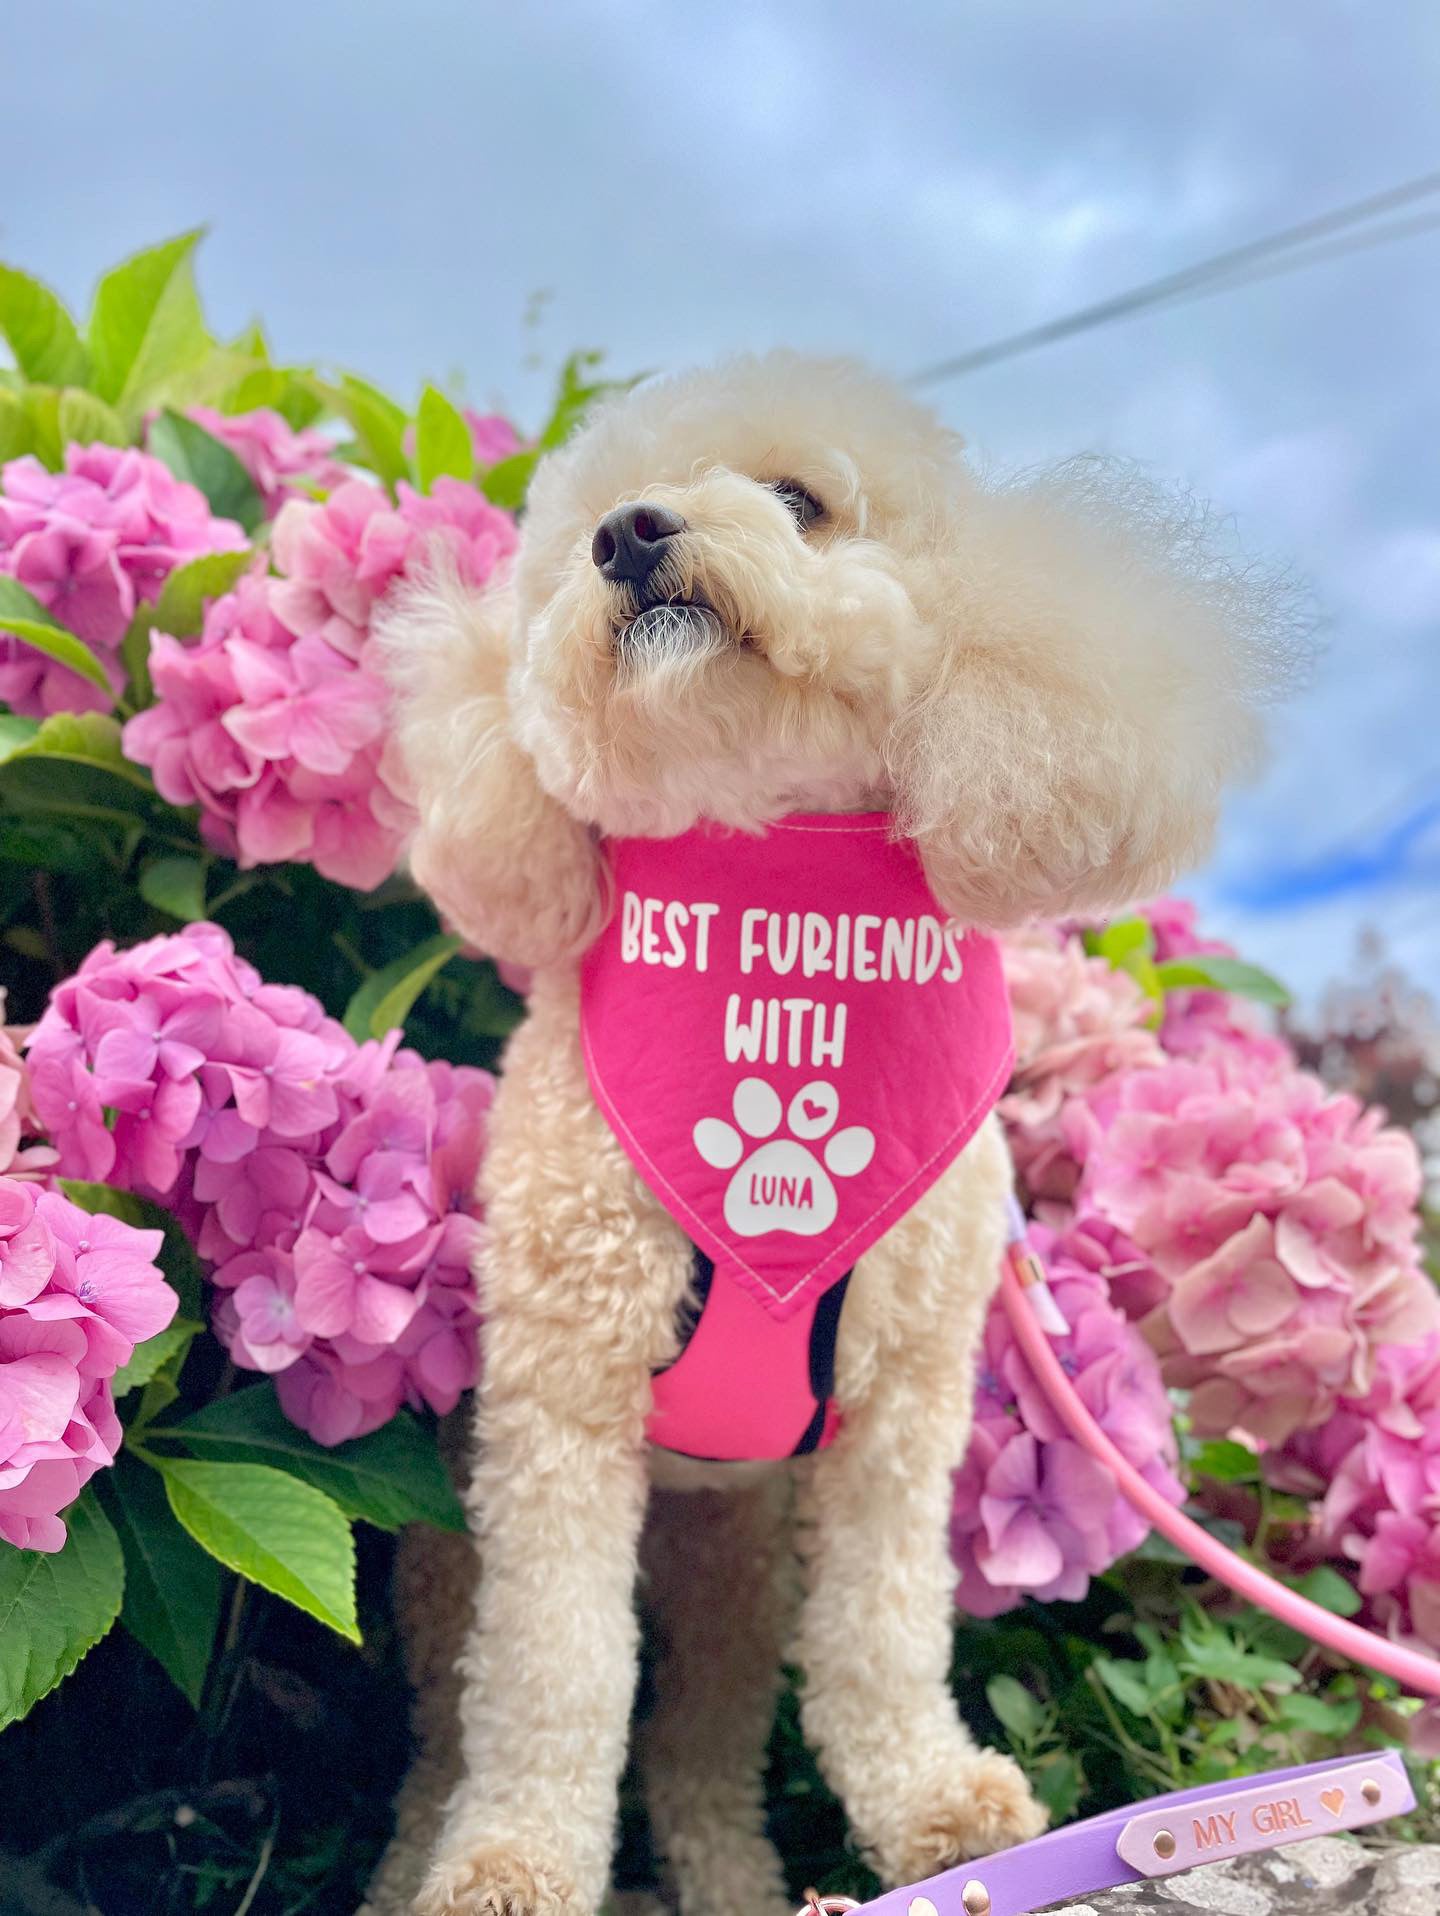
[
  {"left": 412, "top": 1844, "right": 585, "bottom": 1916},
  {"left": 870, "top": 1750, "right": 1047, "bottom": 1884}
]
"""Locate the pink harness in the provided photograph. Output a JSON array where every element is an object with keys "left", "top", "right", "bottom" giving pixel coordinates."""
[{"left": 580, "top": 812, "right": 1013, "bottom": 1461}]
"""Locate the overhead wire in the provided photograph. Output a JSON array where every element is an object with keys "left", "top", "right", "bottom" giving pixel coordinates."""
[{"left": 908, "top": 168, "right": 1440, "bottom": 386}]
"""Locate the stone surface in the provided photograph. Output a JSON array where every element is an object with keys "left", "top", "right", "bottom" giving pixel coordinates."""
[{"left": 1037, "top": 1837, "right": 1440, "bottom": 1916}]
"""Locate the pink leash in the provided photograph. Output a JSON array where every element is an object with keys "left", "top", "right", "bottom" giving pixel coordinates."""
[{"left": 1000, "top": 1204, "right": 1440, "bottom": 1700}]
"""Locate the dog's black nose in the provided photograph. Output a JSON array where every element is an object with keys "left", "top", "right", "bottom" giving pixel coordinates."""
[{"left": 591, "top": 502, "right": 685, "bottom": 585}]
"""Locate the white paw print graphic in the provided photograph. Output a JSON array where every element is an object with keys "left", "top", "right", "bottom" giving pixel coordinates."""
[{"left": 693, "top": 1078, "right": 876, "bottom": 1238}]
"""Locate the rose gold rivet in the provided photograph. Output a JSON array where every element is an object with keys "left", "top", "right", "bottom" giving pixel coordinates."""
[
  {"left": 960, "top": 1884, "right": 991, "bottom": 1916},
  {"left": 1153, "top": 1829, "right": 1177, "bottom": 1861},
  {"left": 1362, "top": 1779, "right": 1382, "bottom": 1807},
  {"left": 907, "top": 1900, "right": 939, "bottom": 1916}
]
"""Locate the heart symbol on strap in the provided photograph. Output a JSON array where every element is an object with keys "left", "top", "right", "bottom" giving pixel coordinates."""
[
  {"left": 1320, "top": 1787, "right": 1346, "bottom": 1817},
  {"left": 802, "top": 1099, "right": 827, "bottom": 1122}
]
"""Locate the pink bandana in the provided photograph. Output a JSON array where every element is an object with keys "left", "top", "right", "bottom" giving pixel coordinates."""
[{"left": 580, "top": 812, "right": 1014, "bottom": 1460}]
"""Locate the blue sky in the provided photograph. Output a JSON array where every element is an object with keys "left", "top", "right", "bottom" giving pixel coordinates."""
[{"left": 8, "top": 1, "right": 1439, "bottom": 997}]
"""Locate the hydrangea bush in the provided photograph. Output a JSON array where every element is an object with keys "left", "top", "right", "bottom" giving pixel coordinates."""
[{"left": 2, "top": 233, "right": 1437, "bottom": 1905}]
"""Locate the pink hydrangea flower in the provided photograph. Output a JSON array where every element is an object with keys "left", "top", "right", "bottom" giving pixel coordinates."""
[
  {"left": 124, "top": 476, "right": 517, "bottom": 889},
  {"left": 0, "top": 446, "right": 246, "bottom": 717},
  {"left": 25, "top": 925, "right": 493, "bottom": 1446},
  {"left": 464, "top": 412, "right": 522, "bottom": 468},
  {"left": 183, "top": 407, "right": 348, "bottom": 517},
  {"left": 1276, "top": 1332, "right": 1440, "bottom": 1653},
  {"left": 1000, "top": 926, "right": 1165, "bottom": 1202},
  {"left": 0, "top": 1176, "right": 175, "bottom": 1551},
  {"left": 0, "top": 993, "right": 57, "bottom": 1182},
  {"left": 1073, "top": 1047, "right": 1439, "bottom": 1443},
  {"left": 951, "top": 1226, "right": 1184, "bottom": 1614}
]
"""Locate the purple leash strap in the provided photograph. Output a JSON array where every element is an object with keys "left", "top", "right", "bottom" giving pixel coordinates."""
[{"left": 826, "top": 1750, "right": 1413, "bottom": 1916}]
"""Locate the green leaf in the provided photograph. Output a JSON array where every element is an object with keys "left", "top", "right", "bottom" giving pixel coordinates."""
[
  {"left": 139, "top": 855, "right": 207, "bottom": 922},
  {"left": 0, "top": 386, "right": 33, "bottom": 462},
  {"left": 0, "top": 712, "right": 174, "bottom": 843},
  {"left": 0, "top": 264, "right": 90, "bottom": 386},
  {"left": 342, "top": 932, "right": 463, "bottom": 1041},
  {"left": 150, "top": 548, "right": 254, "bottom": 637},
  {"left": 480, "top": 448, "right": 540, "bottom": 512},
  {"left": 1083, "top": 914, "right": 1164, "bottom": 1004},
  {"left": 537, "top": 349, "right": 625, "bottom": 450},
  {"left": 0, "top": 817, "right": 93, "bottom": 874},
  {"left": 277, "top": 382, "right": 326, "bottom": 433},
  {"left": 147, "top": 409, "right": 263, "bottom": 534},
  {"left": 1032, "top": 1750, "right": 1084, "bottom": 1824},
  {"left": 422, "top": 957, "right": 527, "bottom": 1044},
  {"left": 159, "top": 1458, "right": 359, "bottom": 1641},
  {"left": 119, "top": 616, "right": 155, "bottom": 711},
  {"left": 414, "top": 384, "right": 476, "bottom": 491},
  {"left": 986, "top": 1673, "right": 1045, "bottom": 1744},
  {"left": 1189, "top": 1437, "right": 1262, "bottom": 1485},
  {"left": 1276, "top": 1691, "right": 1362, "bottom": 1736},
  {"left": 57, "top": 387, "right": 128, "bottom": 450},
  {"left": 22, "top": 384, "right": 63, "bottom": 468},
  {"left": 0, "top": 575, "right": 115, "bottom": 697},
  {"left": 1154, "top": 953, "right": 1292, "bottom": 1008},
  {"left": 1291, "top": 1565, "right": 1364, "bottom": 1619},
  {"left": 111, "top": 1317, "right": 201, "bottom": 1400},
  {"left": 5, "top": 710, "right": 152, "bottom": 786},
  {"left": 0, "top": 711, "right": 39, "bottom": 761},
  {"left": 57, "top": 1179, "right": 204, "bottom": 1320},
  {"left": 224, "top": 367, "right": 327, "bottom": 433},
  {"left": 97, "top": 1454, "right": 221, "bottom": 1707},
  {"left": 215, "top": 365, "right": 289, "bottom": 415},
  {"left": 318, "top": 374, "right": 410, "bottom": 489},
  {"left": 230, "top": 318, "right": 270, "bottom": 361},
  {"left": 1176, "top": 1622, "right": 1299, "bottom": 1692},
  {"left": 87, "top": 231, "right": 210, "bottom": 413},
  {"left": 217, "top": 362, "right": 327, "bottom": 429},
  {"left": 0, "top": 1492, "right": 124, "bottom": 1731},
  {"left": 1093, "top": 1656, "right": 1156, "bottom": 1719},
  {"left": 149, "top": 344, "right": 269, "bottom": 418},
  {"left": 165, "top": 1385, "right": 465, "bottom": 1533}
]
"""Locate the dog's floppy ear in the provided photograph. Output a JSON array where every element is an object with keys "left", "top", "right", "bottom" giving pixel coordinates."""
[
  {"left": 887, "top": 458, "right": 1307, "bottom": 929},
  {"left": 375, "top": 569, "right": 607, "bottom": 968}
]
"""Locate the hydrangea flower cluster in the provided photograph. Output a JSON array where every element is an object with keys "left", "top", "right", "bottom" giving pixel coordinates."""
[
  {"left": 1280, "top": 1336, "right": 1440, "bottom": 1652},
  {"left": 952, "top": 902, "right": 1436, "bottom": 1615},
  {"left": 25, "top": 924, "right": 493, "bottom": 1446},
  {"left": 183, "top": 406, "right": 349, "bottom": 518},
  {"left": 123, "top": 477, "right": 517, "bottom": 889},
  {"left": 1076, "top": 1050, "right": 1435, "bottom": 1444},
  {"left": 0, "top": 1175, "right": 176, "bottom": 1551},
  {"left": 951, "top": 1221, "right": 1184, "bottom": 1614},
  {"left": 0, "top": 444, "right": 247, "bottom": 718}
]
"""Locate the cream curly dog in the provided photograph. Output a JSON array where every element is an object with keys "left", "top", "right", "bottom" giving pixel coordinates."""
[{"left": 365, "top": 354, "right": 1294, "bottom": 1916}]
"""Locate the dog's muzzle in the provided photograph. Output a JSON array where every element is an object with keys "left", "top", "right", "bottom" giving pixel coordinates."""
[{"left": 592, "top": 501, "right": 685, "bottom": 588}]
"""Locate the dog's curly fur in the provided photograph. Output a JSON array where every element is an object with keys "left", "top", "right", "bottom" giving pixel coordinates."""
[{"left": 362, "top": 353, "right": 1302, "bottom": 1916}]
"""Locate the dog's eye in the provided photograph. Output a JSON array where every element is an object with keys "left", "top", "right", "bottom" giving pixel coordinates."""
[{"left": 768, "top": 479, "right": 825, "bottom": 531}]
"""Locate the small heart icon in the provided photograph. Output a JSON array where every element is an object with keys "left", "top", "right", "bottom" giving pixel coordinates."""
[
  {"left": 1320, "top": 1787, "right": 1345, "bottom": 1817},
  {"left": 802, "top": 1099, "right": 827, "bottom": 1122}
]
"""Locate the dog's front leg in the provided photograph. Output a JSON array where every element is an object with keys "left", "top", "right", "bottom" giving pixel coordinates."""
[
  {"left": 415, "top": 986, "right": 688, "bottom": 1916},
  {"left": 415, "top": 1333, "right": 652, "bottom": 1916},
  {"left": 792, "top": 1130, "right": 1046, "bottom": 1884}
]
